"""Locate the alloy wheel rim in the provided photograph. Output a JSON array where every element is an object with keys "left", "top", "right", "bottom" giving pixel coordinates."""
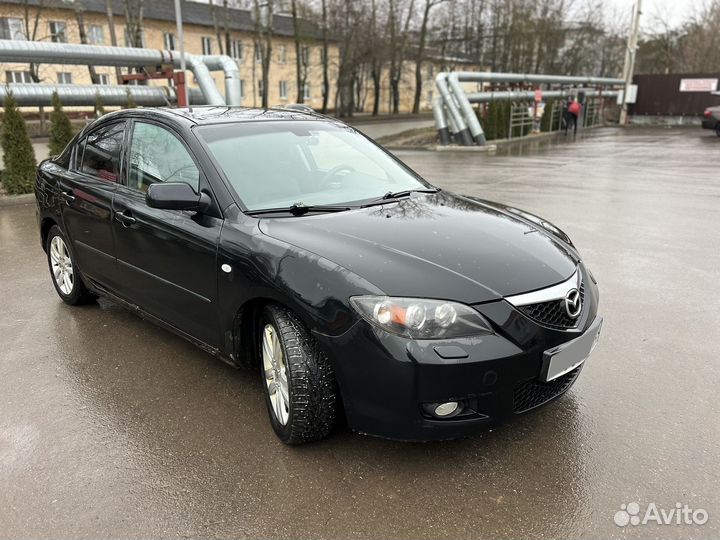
[
  {"left": 50, "top": 236, "right": 74, "bottom": 295},
  {"left": 262, "top": 324, "right": 290, "bottom": 425}
]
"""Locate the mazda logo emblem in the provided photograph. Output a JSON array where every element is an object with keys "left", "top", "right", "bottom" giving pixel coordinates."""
[{"left": 564, "top": 288, "right": 582, "bottom": 318}]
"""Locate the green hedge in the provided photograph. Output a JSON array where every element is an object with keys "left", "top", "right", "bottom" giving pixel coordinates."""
[
  {"left": 1, "top": 93, "right": 37, "bottom": 195},
  {"left": 48, "top": 91, "right": 74, "bottom": 156}
]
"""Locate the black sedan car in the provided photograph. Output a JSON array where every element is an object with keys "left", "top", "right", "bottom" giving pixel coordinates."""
[{"left": 35, "top": 107, "right": 601, "bottom": 444}]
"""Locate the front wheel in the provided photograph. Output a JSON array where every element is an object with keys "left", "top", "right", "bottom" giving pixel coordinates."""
[
  {"left": 259, "top": 304, "right": 338, "bottom": 444},
  {"left": 46, "top": 225, "right": 94, "bottom": 305}
]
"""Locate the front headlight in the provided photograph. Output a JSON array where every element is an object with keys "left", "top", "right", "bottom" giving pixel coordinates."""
[{"left": 349, "top": 296, "right": 493, "bottom": 339}]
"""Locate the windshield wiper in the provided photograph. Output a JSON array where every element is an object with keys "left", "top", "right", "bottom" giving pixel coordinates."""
[
  {"left": 361, "top": 188, "right": 440, "bottom": 208},
  {"left": 246, "top": 202, "right": 353, "bottom": 216}
]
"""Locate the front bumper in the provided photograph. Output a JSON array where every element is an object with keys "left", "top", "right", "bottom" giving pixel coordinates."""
[
  {"left": 315, "top": 268, "right": 600, "bottom": 441},
  {"left": 702, "top": 117, "right": 719, "bottom": 130}
]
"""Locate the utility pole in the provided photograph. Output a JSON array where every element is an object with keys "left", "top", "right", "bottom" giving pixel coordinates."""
[{"left": 619, "top": 0, "right": 642, "bottom": 126}]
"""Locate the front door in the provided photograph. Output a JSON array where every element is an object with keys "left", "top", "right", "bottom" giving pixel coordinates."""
[
  {"left": 111, "top": 120, "right": 223, "bottom": 347},
  {"left": 59, "top": 120, "right": 126, "bottom": 289}
]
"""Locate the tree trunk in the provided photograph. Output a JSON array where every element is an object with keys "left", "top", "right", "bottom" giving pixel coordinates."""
[
  {"left": 321, "top": 0, "right": 330, "bottom": 113},
  {"left": 75, "top": 8, "right": 100, "bottom": 84},
  {"left": 291, "top": 0, "right": 304, "bottom": 103},
  {"left": 254, "top": 0, "right": 274, "bottom": 109},
  {"left": 210, "top": 0, "right": 224, "bottom": 54},
  {"left": 371, "top": 68, "right": 381, "bottom": 115},
  {"left": 105, "top": 0, "right": 122, "bottom": 81}
]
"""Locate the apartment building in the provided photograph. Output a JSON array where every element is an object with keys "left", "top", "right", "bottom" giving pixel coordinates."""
[{"left": 0, "top": 0, "right": 479, "bottom": 113}]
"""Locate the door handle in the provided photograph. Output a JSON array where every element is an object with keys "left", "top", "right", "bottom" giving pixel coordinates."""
[
  {"left": 61, "top": 190, "right": 75, "bottom": 205},
  {"left": 115, "top": 210, "right": 137, "bottom": 227}
]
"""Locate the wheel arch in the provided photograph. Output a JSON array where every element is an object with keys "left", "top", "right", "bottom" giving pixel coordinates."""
[
  {"left": 40, "top": 216, "right": 59, "bottom": 253},
  {"left": 231, "top": 296, "right": 314, "bottom": 370}
]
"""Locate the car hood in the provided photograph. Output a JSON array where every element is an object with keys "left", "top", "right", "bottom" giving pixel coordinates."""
[{"left": 257, "top": 191, "right": 579, "bottom": 303}]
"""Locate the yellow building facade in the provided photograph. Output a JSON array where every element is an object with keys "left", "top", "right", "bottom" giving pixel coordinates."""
[{"left": 0, "top": 0, "right": 479, "bottom": 113}]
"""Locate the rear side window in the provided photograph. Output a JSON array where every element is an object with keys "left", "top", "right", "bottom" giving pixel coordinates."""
[
  {"left": 127, "top": 122, "right": 200, "bottom": 193},
  {"left": 80, "top": 122, "right": 125, "bottom": 183}
]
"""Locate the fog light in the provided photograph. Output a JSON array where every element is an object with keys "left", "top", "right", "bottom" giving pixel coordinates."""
[{"left": 434, "top": 401, "right": 459, "bottom": 417}]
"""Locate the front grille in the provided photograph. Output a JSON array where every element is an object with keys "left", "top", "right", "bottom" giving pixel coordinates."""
[
  {"left": 518, "top": 282, "right": 585, "bottom": 329},
  {"left": 513, "top": 367, "right": 581, "bottom": 414}
]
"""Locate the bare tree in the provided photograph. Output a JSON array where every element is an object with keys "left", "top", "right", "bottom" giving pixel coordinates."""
[
  {"left": 368, "top": 0, "right": 384, "bottom": 115},
  {"left": 73, "top": 3, "right": 100, "bottom": 84},
  {"left": 412, "top": 0, "right": 446, "bottom": 113},
  {"left": 21, "top": 0, "right": 46, "bottom": 82},
  {"left": 123, "top": 0, "right": 145, "bottom": 48},
  {"left": 387, "top": 0, "right": 415, "bottom": 114},
  {"left": 320, "top": 0, "right": 330, "bottom": 112},
  {"left": 254, "top": 0, "right": 274, "bottom": 108},
  {"left": 290, "top": 0, "right": 310, "bottom": 103},
  {"left": 209, "top": 0, "right": 224, "bottom": 54},
  {"left": 104, "top": 0, "right": 122, "bottom": 80}
]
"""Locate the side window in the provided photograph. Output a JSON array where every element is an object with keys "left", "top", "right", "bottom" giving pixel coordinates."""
[
  {"left": 127, "top": 122, "right": 200, "bottom": 193},
  {"left": 80, "top": 122, "right": 125, "bottom": 183}
]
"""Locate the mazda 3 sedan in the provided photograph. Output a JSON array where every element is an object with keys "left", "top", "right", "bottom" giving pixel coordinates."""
[{"left": 35, "top": 107, "right": 602, "bottom": 444}]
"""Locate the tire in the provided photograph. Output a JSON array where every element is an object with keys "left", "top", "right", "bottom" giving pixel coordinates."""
[
  {"left": 259, "top": 304, "right": 338, "bottom": 444},
  {"left": 715, "top": 123, "right": 720, "bottom": 137},
  {"left": 46, "top": 225, "right": 94, "bottom": 305}
]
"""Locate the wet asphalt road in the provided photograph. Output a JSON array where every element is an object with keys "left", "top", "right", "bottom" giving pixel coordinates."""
[{"left": 1, "top": 127, "right": 719, "bottom": 539}]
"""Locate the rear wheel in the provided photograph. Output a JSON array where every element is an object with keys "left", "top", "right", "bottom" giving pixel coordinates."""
[
  {"left": 259, "top": 304, "right": 338, "bottom": 444},
  {"left": 46, "top": 225, "right": 94, "bottom": 305}
]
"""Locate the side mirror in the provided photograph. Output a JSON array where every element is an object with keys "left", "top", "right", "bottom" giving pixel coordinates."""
[{"left": 146, "top": 182, "right": 211, "bottom": 212}]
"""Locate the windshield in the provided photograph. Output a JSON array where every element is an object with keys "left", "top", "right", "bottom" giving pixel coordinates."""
[{"left": 197, "top": 121, "right": 431, "bottom": 212}]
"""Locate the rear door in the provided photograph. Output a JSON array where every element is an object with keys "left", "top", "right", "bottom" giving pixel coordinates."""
[
  {"left": 111, "top": 120, "right": 223, "bottom": 347},
  {"left": 59, "top": 120, "right": 126, "bottom": 289}
]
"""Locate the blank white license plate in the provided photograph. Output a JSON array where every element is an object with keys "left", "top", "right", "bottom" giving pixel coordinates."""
[{"left": 541, "top": 317, "right": 603, "bottom": 382}]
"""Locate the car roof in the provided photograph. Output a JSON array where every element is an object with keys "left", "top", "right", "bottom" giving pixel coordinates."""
[{"left": 102, "top": 106, "right": 336, "bottom": 126}]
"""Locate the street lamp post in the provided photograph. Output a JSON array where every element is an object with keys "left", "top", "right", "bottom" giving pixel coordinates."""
[{"left": 620, "top": 0, "right": 642, "bottom": 126}]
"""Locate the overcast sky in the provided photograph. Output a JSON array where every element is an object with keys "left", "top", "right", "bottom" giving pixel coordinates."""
[{"left": 605, "top": 0, "right": 705, "bottom": 32}]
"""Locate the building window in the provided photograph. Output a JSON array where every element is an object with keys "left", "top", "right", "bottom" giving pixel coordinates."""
[
  {"left": 0, "top": 18, "right": 25, "bottom": 40},
  {"left": 255, "top": 43, "right": 262, "bottom": 63},
  {"left": 427, "top": 64, "right": 434, "bottom": 77},
  {"left": 6, "top": 71, "right": 33, "bottom": 83},
  {"left": 201, "top": 36, "right": 212, "bottom": 55},
  {"left": 239, "top": 79, "right": 245, "bottom": 99},
  {"left": 278, "top": 45, "right": 286, "bottom": 64},
  {"left": 57, "top": 72, "right": 72, "bottom": 84},
  {"left": 319, "top": 47, "right": 325, "bottom": 65},
  {"left": 87, "top": 24, "right": 104, "bottom": 44},
  {"left": 303, "top": 83, "right": 310, "bottom": 100},
  {"left": 279, "top": 80, "right": 288, "bottom": 100},
  {"left": 97, "top": 73, "right": 111, "bottom": 85},
  {"left": 49, "top": 21, "right": 67, "bottom": 43},
  {"left": 300, "top": 45, "right": 309, "bottom": 65},
  {"left": 163, "top": 32, "right": 176, "bottom": 50},
  {"left": 230, "top": 39, "right": 243, "bottom": 60},
  {"left": 427, "top": 89, "right": 433, "bottom": 105}
]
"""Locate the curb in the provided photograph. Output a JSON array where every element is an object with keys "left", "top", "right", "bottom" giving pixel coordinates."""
[
  {"left": 0, "top": 193, "right": 35, "bottom": 207},
  {"left": 435, "top": 144, "right": 498, "bottom": 152}
]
